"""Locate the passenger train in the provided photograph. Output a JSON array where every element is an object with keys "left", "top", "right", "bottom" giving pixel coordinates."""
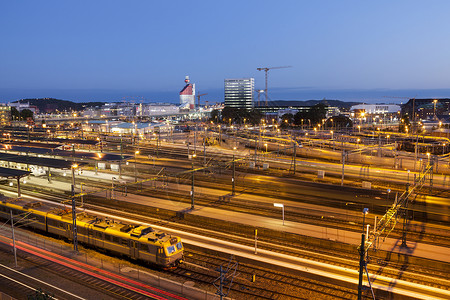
[{"left": 0, "top": 197, "right": 184, "bottom": 268}]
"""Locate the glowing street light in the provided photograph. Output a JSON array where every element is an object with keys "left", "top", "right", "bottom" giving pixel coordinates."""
[
  {"left": 134, "top": 150, "right": 140, "bottom": 182},
  {"left": 71, "top": 163, "right": 79, "bottom": 252},
  {"left": 274, "top": 203, "right": 285, "bottom": 225},
  {"left": 433, "top": 99, "right": 438, "bottom": 119}
]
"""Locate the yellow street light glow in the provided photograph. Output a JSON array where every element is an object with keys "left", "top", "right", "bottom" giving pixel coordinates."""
[
  {"left": 135, "top": 150, "right": 140, "bottom": 155},
  {"left": 72, "top": 163, "right": 78, "bottom": 169}
]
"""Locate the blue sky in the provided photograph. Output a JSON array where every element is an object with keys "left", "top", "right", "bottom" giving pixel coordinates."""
[{"left": 1, "top": 1, "right": 450, "bottom": 103}]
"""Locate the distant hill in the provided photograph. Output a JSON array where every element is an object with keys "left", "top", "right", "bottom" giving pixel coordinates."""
[
  {"left": 14, "top": 98, "right": 105, "bottom": 113},
  {"left": 269, "top": 99, "right": 362, "bottom": 110}
]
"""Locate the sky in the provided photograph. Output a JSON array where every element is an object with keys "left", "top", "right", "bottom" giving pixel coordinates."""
[{"left": 1, "top": 1, "right": 450, "bottom": 103}]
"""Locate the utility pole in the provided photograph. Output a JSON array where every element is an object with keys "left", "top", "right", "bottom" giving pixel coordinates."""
[
  {"left": 191, "top": 163, "right": 195, "bottom": 209},
  {"left": 119, "top": 135, "right": 123, "bottom": 179},
  {"left": 293, "top": 141, "right": 296, "bottom": 174},
  {"left": 10, "top": 210, "right": 17, "bottom": 268},
  {"left": 203, "top": 127, "right": 207, "bottom": 166},
  {"left": 71, "top": 165, "right": 78, "bottom": 252},
  {"left": 232, "top": 155, "right": 235, "bottom": 196},
  {"left": 157, "top": 129, "right": 161, "bottom": 158},
  {"left": 357, "top": 233, "right": 365, "bottom": 299},
  {"left": 341, "top": 149, "right": 346, "bottom": 186},
  {"left": 194, "top": 124, "right": 197, "bottom": 155}
]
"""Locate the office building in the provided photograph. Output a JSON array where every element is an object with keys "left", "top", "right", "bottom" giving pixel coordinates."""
[
  {"left": 224, "top": 78, "right": 254, "bottom": 110},
  {"left": 180, "top": 76, "right": 195, "bottom": 110}
]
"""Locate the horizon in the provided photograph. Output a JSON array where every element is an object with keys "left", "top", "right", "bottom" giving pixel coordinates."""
[{"left": 2, "top": 87, "right": 450, "bottom": 105}]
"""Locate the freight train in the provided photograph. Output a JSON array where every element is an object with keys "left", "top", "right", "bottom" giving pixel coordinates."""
[{"left": 0, "top": 197, "right": 184, "bottom": 268}]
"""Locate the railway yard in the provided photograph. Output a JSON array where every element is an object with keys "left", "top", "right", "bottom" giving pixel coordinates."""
[{"left": 0, "top": 127, "right": 449, "bottom": 299}]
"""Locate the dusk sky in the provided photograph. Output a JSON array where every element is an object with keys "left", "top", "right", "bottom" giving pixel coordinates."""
[{"left": 1, "top": 1, "right": 450, "bottom": 103}]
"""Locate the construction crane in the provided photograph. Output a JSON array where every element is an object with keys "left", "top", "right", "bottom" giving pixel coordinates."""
[
  {"left": 257, "top": 66, "right": 291, "bottom": 106},
  {"left": 197, "top": 93, "right": 208, "bottom": 109}
]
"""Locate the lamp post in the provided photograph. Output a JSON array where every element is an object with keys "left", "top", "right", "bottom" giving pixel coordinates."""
[
  {"left": 71, "top": 163, "right": 79, "bottom": 252},
  {"left": 274, "top": 203, "right": 285, "bottom": 225},
  {"left": 134, "top": 150, "right": 140, "bottom": 182},
  {"left": 358, "top": 208, "right": 369, "bottom": 299},
  {"left": 433, "top": 99, "right": 438, "bottom": 120},
  {"left": 264, "top": 143, "right": 268, "bottom": 162},
  {"left": 232, "top": 155, "right": 235, "bottom": 196}
]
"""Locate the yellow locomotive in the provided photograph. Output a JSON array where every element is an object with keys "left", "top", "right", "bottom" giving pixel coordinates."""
[{"left": 0, "top": 197, "right": 184, "bottom": 268}]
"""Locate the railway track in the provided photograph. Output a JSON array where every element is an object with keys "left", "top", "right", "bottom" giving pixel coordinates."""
[
  {"left": 6, "top": 163, "right": 450, "bottom": 249},
  {"left": 1, "top": 187, "right": 449, "bottom": 299},
  {"left": 171, "top": 251, "right": 355, "bottom": 300}
]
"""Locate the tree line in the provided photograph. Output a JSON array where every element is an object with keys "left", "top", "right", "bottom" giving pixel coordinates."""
[{"left": 210, "top": 104, "right": 352, "bottom": 129}]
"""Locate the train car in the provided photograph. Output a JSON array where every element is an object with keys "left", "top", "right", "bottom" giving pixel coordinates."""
[{"left": 0, "top": 197, "right": 184, "bottom": 268}]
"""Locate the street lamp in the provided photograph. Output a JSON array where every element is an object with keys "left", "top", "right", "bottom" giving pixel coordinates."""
[
  {"left": 330, "top": 130, "right": 334, "bottom": 140},
  {"left": 362, "top": 208, "right": 369, "bottom": 230},
  {"left": 426, "top": 152, "right": 431, "bottom": 166},
  {"left": 134, "top": 150, "right": 140, "bottom": 182},
  {"left": 433, "top": 99, "right": 438, "bottom": 119},
  {"left": 71, "top": 163, "right": 79, "bottom": 252},
  {"left": 274, "top": 203, "right": 285, "bottom": 225},
  {"left": 387, "top": 189, "right": 391, "bottom": 209}
]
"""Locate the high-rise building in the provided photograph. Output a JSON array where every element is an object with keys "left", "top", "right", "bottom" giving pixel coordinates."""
[
  {"left": 224, "top": 78, "right": 254, "bottom": 110},
  {"left": 179, "top": 76, "right": 195, "bottom": 110},
  {"left": 0, "top": 106, "right": 11, "bottom": 125}
]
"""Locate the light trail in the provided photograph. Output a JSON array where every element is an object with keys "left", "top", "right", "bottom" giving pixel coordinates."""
[
  {"left": 0, "top": 262, "right": 86, "bottom": 300},
  {"left": 0, "top": 237, "right": 186, "bottom": 300}
]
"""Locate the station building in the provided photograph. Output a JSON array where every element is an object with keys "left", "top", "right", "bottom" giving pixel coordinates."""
[{"left": 349, "top": 103, "right": 401, "bottom": 127}]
